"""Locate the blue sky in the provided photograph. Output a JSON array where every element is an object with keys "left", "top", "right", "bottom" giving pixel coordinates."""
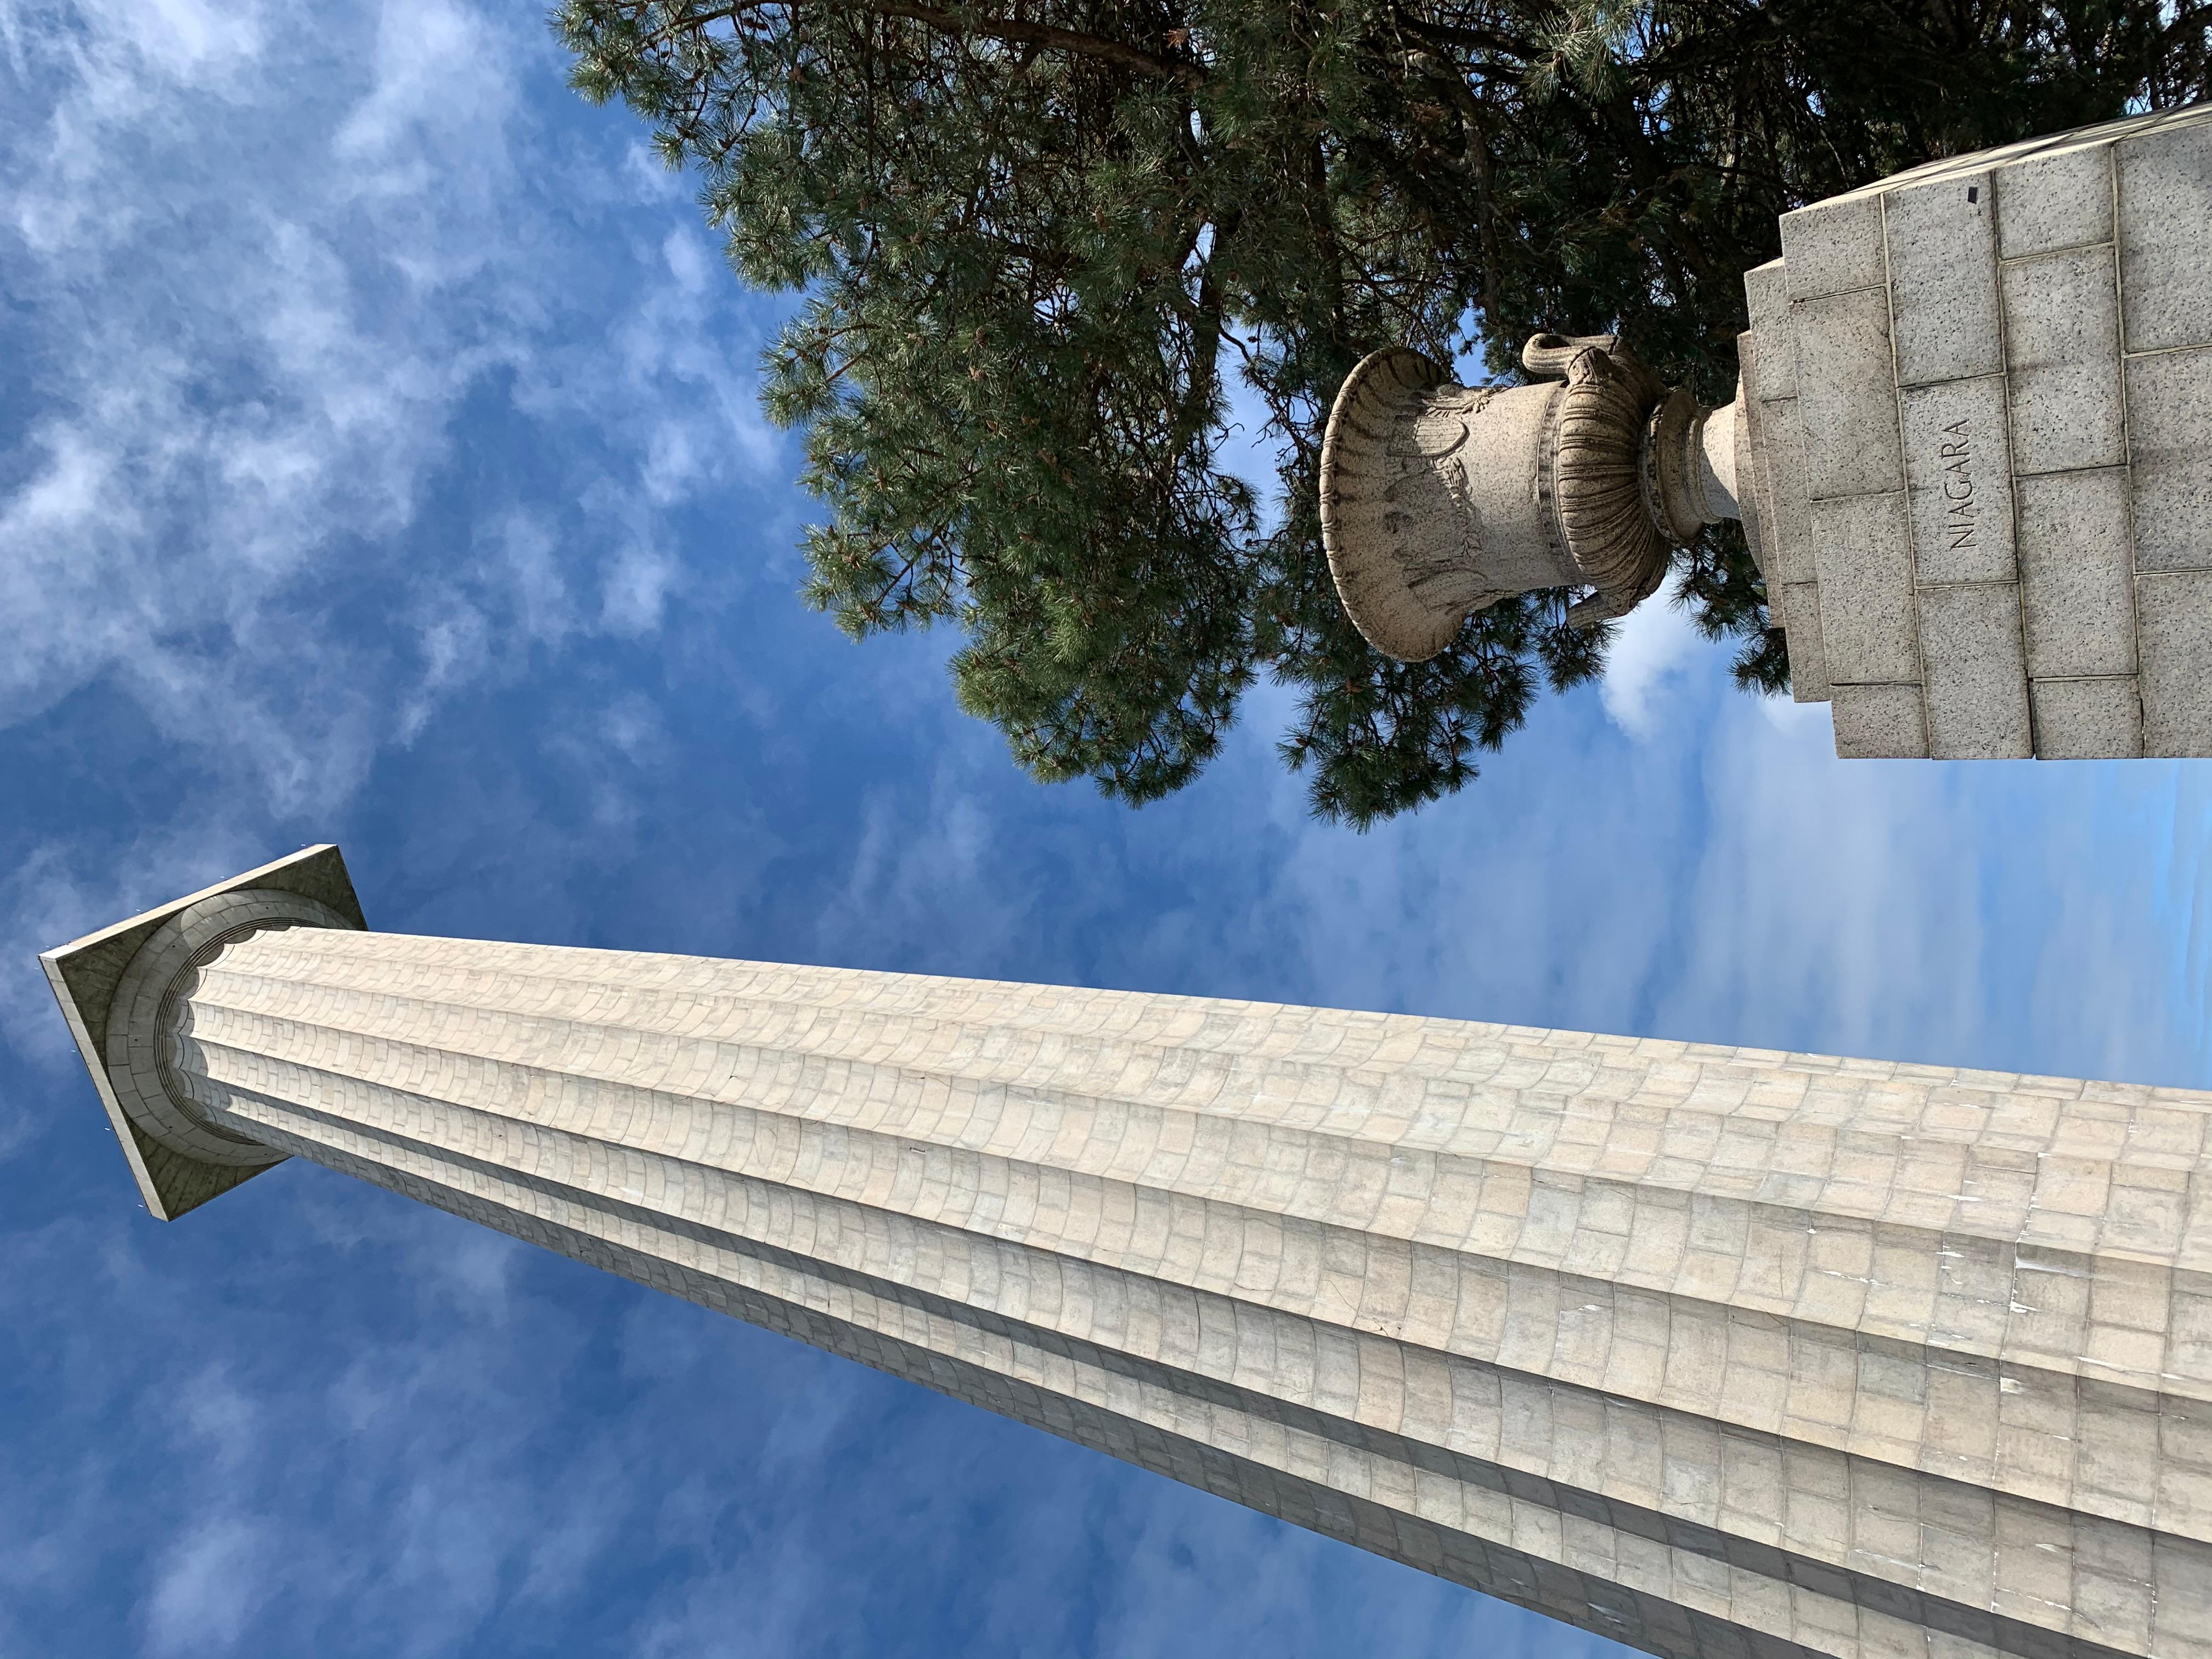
[{"left": 4, "top": 3, "right": 2211, "bottom": 1655}]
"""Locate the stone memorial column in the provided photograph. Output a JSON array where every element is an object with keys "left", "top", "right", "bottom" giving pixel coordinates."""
[{"left": 42, "top": 848, "right": 2212, "bottom": 1659}]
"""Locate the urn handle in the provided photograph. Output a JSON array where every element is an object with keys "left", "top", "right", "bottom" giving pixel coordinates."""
[{"left": 1521, "top": 331, "right": 1622, "bottom": 380}]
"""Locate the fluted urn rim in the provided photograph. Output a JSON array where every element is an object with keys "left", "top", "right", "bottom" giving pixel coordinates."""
[{"left": 1318, "top": 345, "right": 1465, "bottom": 663}]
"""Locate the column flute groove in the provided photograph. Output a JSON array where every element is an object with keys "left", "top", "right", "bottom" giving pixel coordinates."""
[
  {"left": 172, "top": 976, "right": 2209, "bottom": 1406},
  {"left": 197, "top": 1046, "right": 2172, "bottom": 1659}
]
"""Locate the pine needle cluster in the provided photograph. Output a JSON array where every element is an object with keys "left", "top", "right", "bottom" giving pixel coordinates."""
[{"left": 556, "top": 0, "right": 2207, "bottom": 824}]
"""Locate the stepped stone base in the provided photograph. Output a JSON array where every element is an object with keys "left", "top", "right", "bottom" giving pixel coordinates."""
[{"left": 1736, "top": 104, "right": 2212, "bottom": 760}]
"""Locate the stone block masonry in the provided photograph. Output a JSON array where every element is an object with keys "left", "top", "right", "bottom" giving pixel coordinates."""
[
  {"left": 43, "top": 850, "right": 2212, "bottom": 1658},
  {"left": 1736, "top": 103, "right": 2212, "bottom": 761}
]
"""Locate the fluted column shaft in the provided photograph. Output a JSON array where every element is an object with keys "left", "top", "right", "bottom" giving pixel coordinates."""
[{"left": 133, "top": 921, "right": 2212, "bottom": 1659}]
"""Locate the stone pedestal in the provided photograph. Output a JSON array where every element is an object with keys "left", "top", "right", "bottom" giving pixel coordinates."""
[
  {"left": 1320, "top": 104, "right": 2212, "bottom": 764},
  {"left": 41, "top": 848, "right": 2212, "bottom": 1658},
  {"left": 1739, "top": 104, "right": 2212, "bottom": 760}
]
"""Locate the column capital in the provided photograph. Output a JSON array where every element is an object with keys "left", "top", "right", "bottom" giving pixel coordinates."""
[{"left": 38, "top": 844, "right": 367, "bottom": 1220}]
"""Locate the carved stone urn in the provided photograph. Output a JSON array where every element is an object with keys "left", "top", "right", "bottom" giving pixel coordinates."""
[
  {"left": 1318, "top": 332, "right": 1745, "bottom": 662},
  {"left": 1321, "top": 104, "right": 2212, "bottom": 763}
]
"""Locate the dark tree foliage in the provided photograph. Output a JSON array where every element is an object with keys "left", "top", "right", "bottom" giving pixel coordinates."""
[{"left": 555, "top": 0, "right": 2208, "bottom": 824}]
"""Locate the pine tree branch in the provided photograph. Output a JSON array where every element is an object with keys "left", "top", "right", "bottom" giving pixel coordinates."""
[
  {"left": 1390, "top": 9, "right": 1533, "bottom": 60},
  {"left": 865, "top": 1, "right": 1205, "bottom": 84}
]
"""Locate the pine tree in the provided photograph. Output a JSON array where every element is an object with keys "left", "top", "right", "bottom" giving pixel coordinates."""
[{"left": 555, "top": 0, "right": 2208, "bottom": 824}]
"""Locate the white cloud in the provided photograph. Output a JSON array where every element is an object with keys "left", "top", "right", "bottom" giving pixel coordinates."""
[
  {"left": 1596, "top": 580, "right": 1717, "bottom": 740},
  {"left": 332, "top": 0, "right": 499, "bottom": 176},
  {"left": 145, "top": 1516, "right": 279, "bottom": 1656},
  {"left": 0, "top": 0, "right": 782, "bottom": 823},
  {"left": 662, "top": 225, "right": 711, "bottom": 295}
]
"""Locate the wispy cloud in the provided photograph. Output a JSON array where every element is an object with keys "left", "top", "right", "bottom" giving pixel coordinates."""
[
  {"left": 1595, "top": 578, "right": 1717, "bottom": 741},
  {"left": 0, "top": 0, "right": 781, "bottom": 823},
  {"left": 145, "top": 1515, "right": 283, "bottom": 1656}
]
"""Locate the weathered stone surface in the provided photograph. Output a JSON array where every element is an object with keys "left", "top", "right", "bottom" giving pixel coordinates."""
[
  {"left": 1780, "top": 580, "right": 1832, "bottom": 703},
  {"left": 2030, "top": 676, "right": 2143, "bottom": 760},
  {"left": 2136, "top": 571, "right": 2212, "bottom": 757},
  {"left": 1810, "top": 492, "right": 1918, "bottom": 686},
  {"left": 2117, "top": 117, "right": 2212, "bottom": 354},
  {"left": 1829, "top": 682, "right": 1930, "bottom": 760},
  {"left": 1317, "top": 336, "right": 1680, "bottom": 658},
  {"left": 2126, "top": 348, "right": 2212, "bottom": 575},
  {"left": 1737, "top": 289, "right": 1834, "bottom": 707},
  {"left": 1996, "top": 140, "right": 2113, "bottom": 259},
  {"left": 1743, "top": 258, "right": 1797, "bottom": 397},
  {"left": 1918, "top": 584, "right": 2031, "bottom": 760},
  {"left": 1884, "top": 171, "right": 2001, "bottom": 388},
  {"left": 2002, "top": 245, "right": 2126, "bottom": 478},
  {"left": 1779, "top": 192, "right": 1886, "bottom": 302},
  {"left": 2018, "top": 469, "right": 2137, "bottom": 681},
  {"left": 1793, "top": 288, "right": 1905, "bottom": 501},
  {"left": 1731, "top": 366, "right": 1777, "bottom": 580},
  {"left": 53, "top": 888, "right": 2212, "bottom": 1659}
]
